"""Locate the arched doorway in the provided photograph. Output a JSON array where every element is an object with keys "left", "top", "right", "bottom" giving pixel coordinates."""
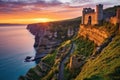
[{"left": 88, "top": 16, "right": 92, "bottom": 25}]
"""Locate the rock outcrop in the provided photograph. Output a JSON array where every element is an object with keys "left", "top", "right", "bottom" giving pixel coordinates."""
[
  {"left": 78, "top": 25, "right": 109, "bottom": 46},
  {"left": 27, "top": 20, "right": 79, "bottom": 56},
  {"left": 69, "top": 55, "right": 86, "bottom": 70}
]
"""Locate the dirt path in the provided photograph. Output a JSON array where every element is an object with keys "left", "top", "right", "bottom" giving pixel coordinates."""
[{"left": 58, "top": 42, "right": 75, "bottom": 80}]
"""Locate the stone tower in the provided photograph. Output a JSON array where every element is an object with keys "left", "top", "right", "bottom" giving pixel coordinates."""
[
  {"left": 96, "top": 4, "right": 103, "bottom": 24},
  {"left": 116, "top": 8, "right": 120, "bottom": 23},
  {"left": 82, "top": 8, "right": 86, "bottom": 24},
  {"left": 116, "top": 8, "right": 120, "bottom": 31}
]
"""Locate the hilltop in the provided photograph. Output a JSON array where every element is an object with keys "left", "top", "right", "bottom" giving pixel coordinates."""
[{"left": 104, "top": 5, "right": 120, "bottom": 16}]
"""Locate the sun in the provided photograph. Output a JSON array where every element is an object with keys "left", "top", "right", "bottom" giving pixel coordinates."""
[
  {"left": 0, "top": 18, "right": 54, "bottom": 24},
  {"left": 33, "top": 18, "right": 53, "bottom": 23}
]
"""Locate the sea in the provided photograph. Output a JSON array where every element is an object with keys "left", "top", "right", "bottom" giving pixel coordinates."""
[{"left": 0, "top": 25, "right": 36, "bottom": 80}]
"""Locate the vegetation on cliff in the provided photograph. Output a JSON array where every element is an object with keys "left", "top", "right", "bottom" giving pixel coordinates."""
[
  {"left": 22, "top": 23, "right": 120, "bottom": 80},
  {"left": 73, "top": 37, "right": 95, "bottom": 57},
  {"left": 63, "top": 37, "right": 95, "bottom": 80},
  {"left": 75, "top": 34, "right": 120, "bottom": 80},
  {"left": 19, "top": 17, "right": 81, "bottom": 80}
]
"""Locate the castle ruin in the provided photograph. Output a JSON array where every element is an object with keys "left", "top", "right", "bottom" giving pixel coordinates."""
[
  {"left": 79, "top": 4, "right": 120, "bottom": 46},
  {"left": 82, "top": 4, "right": 120, "bottom": 26},
  {"left": 82, "top": 4, "right": 103, "bottom": 25}
]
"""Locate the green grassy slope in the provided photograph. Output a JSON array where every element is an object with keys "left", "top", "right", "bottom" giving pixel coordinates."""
[
  {"left": 75, "top": 34, "right": 120, "bottom": 80},
  {"left": 63, "top": 37, "right": 95, "bottom": 80}
]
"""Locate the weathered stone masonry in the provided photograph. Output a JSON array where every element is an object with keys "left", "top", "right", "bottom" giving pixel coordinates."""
[{"left": 82, "top": 4, "right": 103, "bottom": 25}]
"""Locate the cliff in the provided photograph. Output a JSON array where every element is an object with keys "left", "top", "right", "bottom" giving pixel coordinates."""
[
  {"left": 19, "top": 17, "right": 81, "bottom": 80},
  {"left": 27, "top": 18, "right": 80, "bottom": 55},
  {"left": 19, "top": 6, "right": 120, "bottom": 80},
  {"left": 78, "top": 25, "right": 109, "bottom": 46},
  {"left": 20, "top": 23, "right": 120, "bottom": 80},
  {"left": 75, "top": 34, "right": 120, "bottom": 80}
]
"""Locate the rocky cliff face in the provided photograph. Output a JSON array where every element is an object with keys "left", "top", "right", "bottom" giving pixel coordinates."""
[
  {"left": 78, "top": 25, "right": 109, "bottom": 46},
  {"left": 27, "top": 21, "right": 79, "bottom": 55},
  {"left": 75, "top": 34, "right": 120, "bottom": 80},
  {"left": 18, "top": 18, "right": 81, "bottom": 80}
]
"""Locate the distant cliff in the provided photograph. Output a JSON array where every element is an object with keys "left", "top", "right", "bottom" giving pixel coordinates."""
[
  {"left": 27, "top": 18, "right": 81, "bottom": 55},
  {"left": 18, "top": 17, "right": 81, "bottom": 80}
]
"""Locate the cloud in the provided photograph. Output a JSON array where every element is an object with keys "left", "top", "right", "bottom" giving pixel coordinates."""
[
  {"left": 71, "top": 0, "right": 120, "bottom": 6},
  {"left": 0, "top": 0, "right": 119, "bottom": 14},
  {"left": 0, "top": 0, "right": 120, "bottom": 23},
  {"left": 0, "top": 0, "right": 63, "bottom": 14}
]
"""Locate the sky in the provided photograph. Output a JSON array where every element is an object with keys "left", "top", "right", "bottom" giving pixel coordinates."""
[{"left": 0, "top": 0, "right": 120, "bottom": 24}]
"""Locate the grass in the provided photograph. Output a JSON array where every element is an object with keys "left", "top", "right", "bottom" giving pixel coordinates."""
[
  {"left": 40, "top": 40, "right": 72, "bottom": 80},
  {"left": 26, "top": 68, "right": 41, "bottom": 80},
  {"left": 42, "top": 50, "right": 57, "bottom": 66},
  {"left": 75, "top": 34, "right": 120, "bottom": 80},
  {"left": 41, "top": 65, "right": 58, "bottom": 80},
  {"left": 62, "top": 37, "right": 95, "bottom": 80},
  {"left": 23, "top": 50, "right": 58, "bottom": 80},
  {"left": 102, "top": 22, "right": 119, "bottom": 35},
  {"left": 64, "top": 65, "right": 81, "bottom": 80},
  {"left": 73, "top": 37, "right": 95, "bottom": 57}
]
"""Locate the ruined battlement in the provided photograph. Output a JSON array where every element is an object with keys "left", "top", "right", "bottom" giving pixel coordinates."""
[
  {"left": 96, "top": 4, "right": 103, "bottom": 9},
  {"left": 83, "top": 8, "right": 95, "bottom": 14},
  {"left": 82, "top": 4, "right": 103, "bottom": 25}
]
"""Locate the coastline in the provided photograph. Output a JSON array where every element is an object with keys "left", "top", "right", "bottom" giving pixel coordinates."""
[
  {"left": 26, "top": 20, "right": 80, "bottom": 55},
  {"left": 19, "top": 18, "right": 80, "bottom": 80}
]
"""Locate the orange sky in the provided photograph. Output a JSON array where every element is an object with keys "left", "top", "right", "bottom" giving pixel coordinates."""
[
  {"left": 0, "top": 0, "right": 119, "bottom": 24},
  {"left": 0, "top": 5, "right": 82, "bottom": 24}
]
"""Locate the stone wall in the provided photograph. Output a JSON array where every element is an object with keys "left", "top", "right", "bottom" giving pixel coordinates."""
[
  {"left": 82, "top": 4, "right": 103, "bottom": 25},
  {"left": 117, "top": 8, "right": 120, "bottom": 23},
  {"left": 110, "top": 17, "right": 117, "bottom": 25},
  {"left": 78, "top": 25, "right": 108, "bottom": 46},
  {"left": 84, "top": 13, "right": 98, "bottom": 25},
  {"left": 110, "top": 8, "right": 120, "bottom": 25}
]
